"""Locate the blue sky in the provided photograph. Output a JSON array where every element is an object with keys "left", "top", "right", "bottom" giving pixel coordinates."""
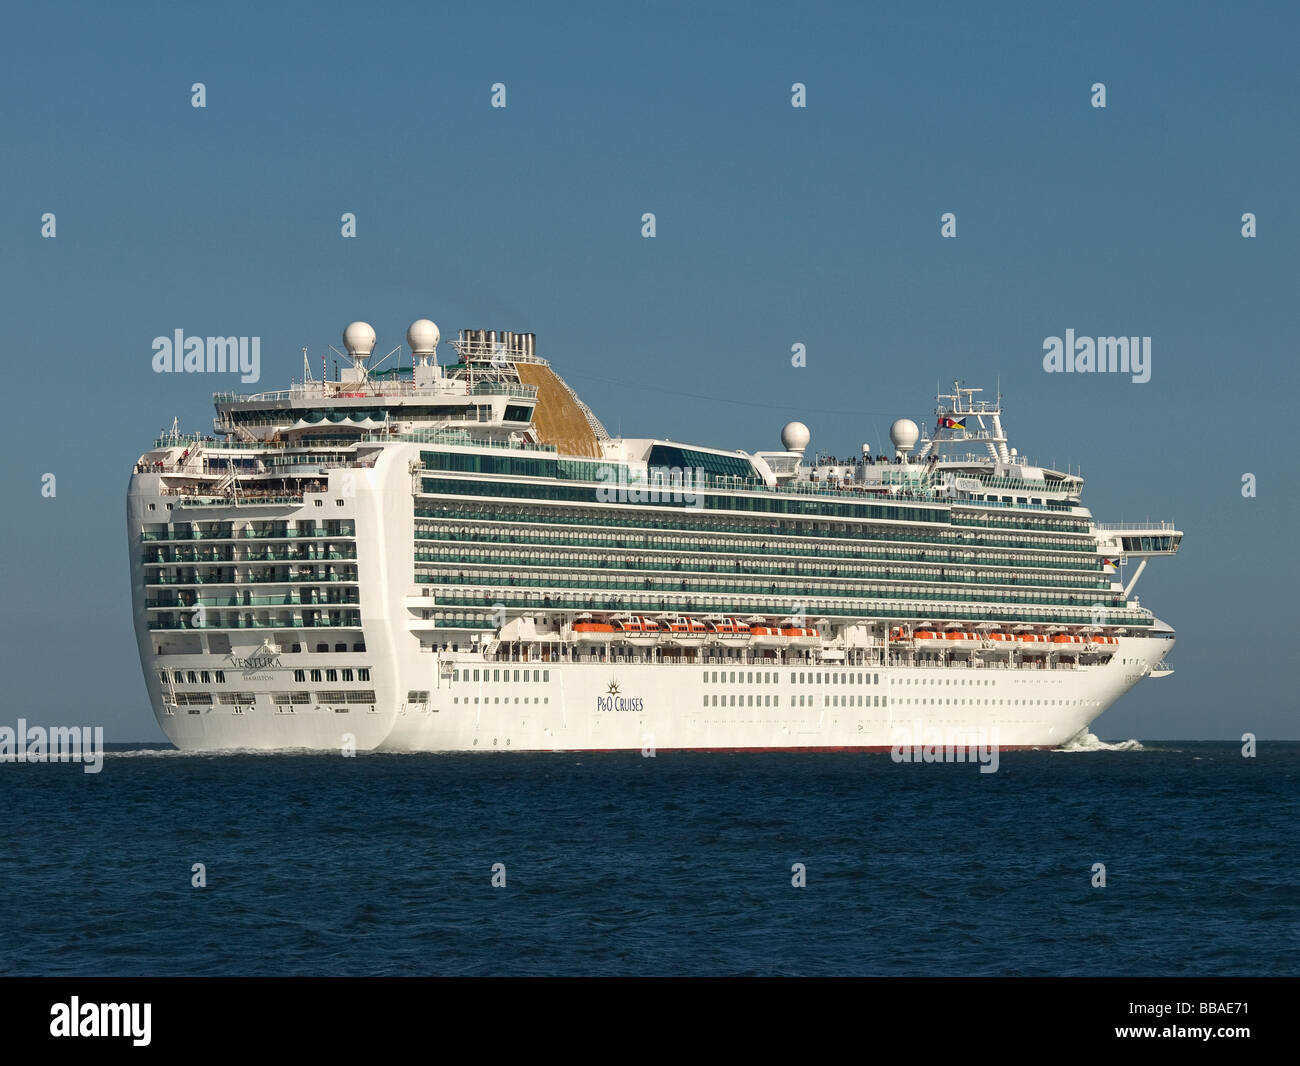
[{"left": 1, "top": 1, "right": 1296, "bottom": 740}]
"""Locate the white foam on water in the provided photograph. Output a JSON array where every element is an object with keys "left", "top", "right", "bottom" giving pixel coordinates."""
[
  {"left": 104, "top": 746, "right": 325, "bottom": 758},
  {"left": 1054, "top": 731, "right": 1145, "bottom": 753}
]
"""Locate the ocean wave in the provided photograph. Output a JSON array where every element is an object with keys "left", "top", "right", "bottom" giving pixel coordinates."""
[
  {"left": 1054, "top": 731, "right": 1144, "bottom": 753},
  {"left": 104, "top": 746, "right": 327, "bottom": 758}
]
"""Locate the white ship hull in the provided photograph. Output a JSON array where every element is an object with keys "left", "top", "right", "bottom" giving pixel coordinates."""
[{"left": 140, "top": 637, "right": 1171, "bottom": 754}]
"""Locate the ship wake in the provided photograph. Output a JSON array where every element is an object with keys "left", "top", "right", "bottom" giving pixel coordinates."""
[{"left": 1054, "top": 731, "right": 1145, "bottom": 753}]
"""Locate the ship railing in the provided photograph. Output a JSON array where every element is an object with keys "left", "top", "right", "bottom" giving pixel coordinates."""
[
  {"left": 318, "top": 458, "right": 378, "bottom": 470},
  {"left": 412, "top": 550, "right": 1109, "bottom": 590},
  {"left": 421, "top": 598, "right": 1151, "bottom": 629},
  {"left": 143, "top": 573, "right": 355, "bottom": 585},
  {"left": 159, "top": 492, "right": 307, "bottom": 506},
  {"left": 140, "top": 529, "right": 353, "bottom": 542},
  {"left": 420, "top": 576, "right": 1127, "bottom": 611},
  {"left": 1092, "top": 521, "right": 1178, "bottom": 531},
  {"left": 150, "top": 431, "right": 208, "bottom": 449},
  {"left": 452, "top": 649, "right": 1084, "bottom": 671},
  {"left": 412, "top": 527, "right": 1108, "bottom": 569},
  {"left": 214, "top": 390, "right": 294, "bottom": 403},
  {"left": 213, "top": 380, "right": 539, "bottom": 402},
  {"left": 906, "top": 657, "right": 1079, "bottom": 670},
  {"left": 467, "top": 382, "right": 538, "bottom": 398},
  {"left": 146, "top": 436, "right": 287, "bottom": 452},
  {"left": 370, "top": 428, "right": 558, "bottom": 452},
  {"left": 138, "top": 462, "right": 199, "bottom": 474}
]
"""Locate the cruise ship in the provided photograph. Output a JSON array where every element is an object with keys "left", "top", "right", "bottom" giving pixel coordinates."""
[{"left": 128, "top": 318, "right": 1181, "bottom": 752}]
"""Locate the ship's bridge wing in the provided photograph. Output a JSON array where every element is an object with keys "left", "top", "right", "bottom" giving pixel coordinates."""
[
  {"left": 1095, "top": 524, "right": 1182, "bottom": 557},
  {"left": 1095, "top": 523, "right": 1182, "bottom": 600}
]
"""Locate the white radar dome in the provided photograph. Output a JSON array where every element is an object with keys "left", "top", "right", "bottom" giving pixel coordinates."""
[
  {"left": 406, "top": 319, "right": 440, "bottom": 355},
  {"left": 343, "top": 321, "right": 376, "bottom": 359},
  {"left": 781, "top": 421, "right": 811, "bottom": 453},
  {"left": 890, "top": 418, "right": 920, "bottom": 453}
]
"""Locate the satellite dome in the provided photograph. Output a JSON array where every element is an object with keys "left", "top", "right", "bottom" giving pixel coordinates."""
[
  {"left": 343, "top": 321, "right": 376, "bottom": 359},
  {"left": 406, "top": 319, "right": 440, "bottom": 355},
  {"left": 889, "top": 418, "right": 920, "bottom": 453},
  {"left": 780, "top": 421, "right": 811, "bottom": 453}
]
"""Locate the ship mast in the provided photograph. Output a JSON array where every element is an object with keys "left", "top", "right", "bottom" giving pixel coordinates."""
[{"left": 916, "top": 380, "right": 1010, "bottom": 463}]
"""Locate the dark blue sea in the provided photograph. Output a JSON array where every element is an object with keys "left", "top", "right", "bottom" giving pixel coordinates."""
[{"left": 2, "top": 741, "right": 1295, "bottom": 975}]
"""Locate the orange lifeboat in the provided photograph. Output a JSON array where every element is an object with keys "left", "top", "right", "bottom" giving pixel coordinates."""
[
  {"left": 572, "top": 621, "right": 615, "bottom": 645},
  {"left": 889, "top": 626, "right": 909, "bottom": 641},
  {"left": 1088, "top": 635, "right": 1119, "bottom": 646},
  {"left": 722, "top": 621, "right": 754, "bottom": 644},
  {"left": 780, "top": 624, "right": 819, "bottom": 648},
  {"left": 1015, "top": 633, "right": 1047, "bottom": 645},
  {"left": 750, "top": 625, "right": 787, "bottom": 648},
  {"left": 663, "top": 616, "right": 708, "bottom": 647},
  {"left": 710, "top": 617, "right": 752, "bottom": 646},
  {"left": 986, "top": 632, "right": 1014, "bottom": 643},
  {"left": 613, "top": 615, "right": 660, "bottom": 647},
  {"left": 1052, "top": 634, "right": 1086, "bottom": 646}
]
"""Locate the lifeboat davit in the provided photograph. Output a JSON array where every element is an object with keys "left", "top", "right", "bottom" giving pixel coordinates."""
[
  {"left": 613, "top": 615, "right": 660, "bottom": 647},
  {"left": 662, "top": 616, "right": 708, "bottom": 647},
  {"left": 572, "top": 621, "right": 615, "bottom": 645}
]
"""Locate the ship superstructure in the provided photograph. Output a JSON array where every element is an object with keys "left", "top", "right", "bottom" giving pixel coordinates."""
[{"left": 128, "top": 319, "right": 1180, "bottom": 752}]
